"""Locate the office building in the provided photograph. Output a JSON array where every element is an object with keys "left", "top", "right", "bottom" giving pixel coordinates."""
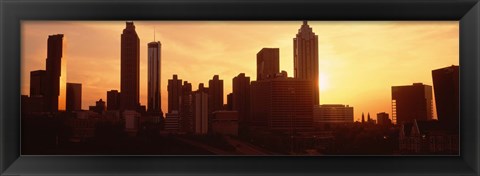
[
  {"left": 66, "top": 83, "right": 82, "bottom": 111},
  {"left": 313, "top": 104, "right": 354, "bottom": 125},
  {"left": 193, "top": 91, "right": 208, "bottom": 134},
  {"left": 392, "top": 83, "right": 433, "bottom": 124},
  {"left": 432, "top": 65, "right": 459, "bottom": 127},
  {"left": 232, "top": 73, "right": 251, "bottom": 124},
  {"left": 120, "top": 21, "right": 140, "bottom": 111},
  {"left": 168, "top": 74, "right": 182, "bottom": 113},
  {"left": 293, "top": 21, "right": 319, "bottom": 105},
  {"left": 257, "top": 48, "right": 280, "bottom": 80},
  {"left": 147, "top": 41, "right": 163, "bottom": 114},
  {"left": 107, "top": 90, "right": 120, "bottom": 111},
  {"left": 45, "top": 34, "right": 67, "bottom": 111}
]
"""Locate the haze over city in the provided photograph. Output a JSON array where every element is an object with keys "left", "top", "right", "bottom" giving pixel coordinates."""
[{"left": 21, "top": 21, "right": 459, "bottom": 122}]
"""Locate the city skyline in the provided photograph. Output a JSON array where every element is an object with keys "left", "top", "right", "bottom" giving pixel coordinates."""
[{"left": 21, "top": 21, "right": 459, "bottom": 121}]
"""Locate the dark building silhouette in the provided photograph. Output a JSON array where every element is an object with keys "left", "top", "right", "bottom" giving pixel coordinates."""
[
  {"left": 432, "top": 65, "right": 459, "bottom": 127},
  {"left": 208, "top": 75, "right": 224, "bottom": 116},
  {"left": 148, "top": 41, "right": 162, "bottom": 114},
  {"left": 257, "top": 48, "right": 280, "bottom": 80},
  {"left": 377, "top": 112, "right": 392, "bottom": 126},
  {"left": 226, "top": 93, "right": 233, "bottom": 111},
  {"left": 120, "top": 21, "right": 140, "bottom": 111},
  {"left": 89, "top": 99, "right": 106, "bottom": 114},
  {"left": 168, "top": 74, "right": 182, "bottom": 113},
  {"left": 30, "top": 70, "right": 47, "bottom": 97},
  {"left": 294, "top": 21, "right": 319, "bottom": 105},
  {"left": 193, "top": 90, "right": 208, "bottom": 134},
  {"left": 107, "top": 90, "right": 121, "bottom": 111},
  {"left": 45, "top": 34, "right": 67, "bottom": 112},
  {"left": 392, "top": 83, "right": 433, "bottom": 125},
  {"left": 181, "top": 81, "right": 193, "bottom": 132},
  {"left": 66, "top": 83, "right": 82, "bottom": 111},
  {"left": 232, "top": 73, "right": 250, "bottom": 125},
  {"left": 198, "top": 83, "right": 209, "bottom": 94},
  {"left": 250, "top": 74, "right": 314, "bottom": 131},
  {"left": 399, "top": 120, "right": 458, "bottom": 154},
  {"left": 313, "top": 104, "right": 353, "bottom": 125}
]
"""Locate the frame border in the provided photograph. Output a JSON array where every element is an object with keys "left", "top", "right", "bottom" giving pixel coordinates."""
[{"left": 1, "top": 0, "right": 479, "bottom": 175}]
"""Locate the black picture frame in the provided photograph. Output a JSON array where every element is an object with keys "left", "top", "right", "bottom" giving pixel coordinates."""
[{"left": 1, "top": 0, "right": 479, "bottom": 175}]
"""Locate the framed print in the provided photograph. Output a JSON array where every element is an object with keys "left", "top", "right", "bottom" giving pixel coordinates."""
[{"left": 1, "top": 0, "right": 479, "bottom": 175}]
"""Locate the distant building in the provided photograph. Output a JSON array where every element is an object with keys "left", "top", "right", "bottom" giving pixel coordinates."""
[
  {"left": 208, "top": 75, "right": 224, "bottom": 117},
  {"left": 30, "top": 70, "right": 47, "bottom": 97},
  {"left": 226, "top": 93, "right": 233, "bottom": 111},
  {"left": 120, "top": 21, "right": 140, "bottom": 111},
  {"left": 257, "top": 48, "right": 280, "bottom": 80},
  {"left": 193, "top": 91, "right": 208, "bottom": 134},
  {"left": 66, "top": 83, "right": 82, "bottom": 111},
  {"left": 232, "top": 73, "right": 250, "bottom": 125},
  {"left": 164, "top": 111, "right": 180, "bottom": 133},
  {"left": 45, "top": 34, "right": 67, "bottom": 112},
  {"left": 147, "top": 41, "right": 163, "bottom": 114},
  {"left": 107, "top": 90, "right": 120, "bottom": 111},
  {"left": 313, "top": 104, "right": 353, "bottom": 125},
  {"left": 432, "top": 65, "right": 459, "bottom": 127},
  {"left": 392, "top": 83, "right": 433, "bottom": 125},
  {"left": 376, "top": 112, "right": 392, "bottom": 126},
  {"left": 250, "top": 75, "right": 314, "bottom": 132},
  {"left": 180, "top": 81, "right": 193, "bottom": 132},
  {"left": 399, "top": 120, "right": 458, "bottom": 154},
  {"left": 294, "top": 21, "right": 319, "bottom": 105},
  {"left": 89, "top": 99, "right": 106, "bottom": 114},
  {"left": 211, "top": 111, "right": 239, "bottom": 136},
  {"left": 168, "top": 74, "right": 182, "bottom": 113}
]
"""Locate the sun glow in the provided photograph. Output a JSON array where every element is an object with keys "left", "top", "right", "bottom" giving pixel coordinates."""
[{"left": 320, "top": 72, "right": 329, "bottom": 92}]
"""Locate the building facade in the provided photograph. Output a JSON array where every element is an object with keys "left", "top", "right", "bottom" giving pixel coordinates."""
[
  {"left": 392, "top": 83, "right": 433, "bottom": 125},
  {"left": 107, "top": 90, "right": 120, "bottom": 111},
  {"left": 432, "top": 65, "right": 459, "bottom": 127},
  {"left": 120, "top": 21, "right": 140, "bottom": 111},
  {"left": 45, "top": 34, "right": 67, "bottom": 111},
  {"left": 208, "top": 75, "right": 224, "bottom": 117},
  {"left": 232, "top": 73, "right": 251, "bottom": 125},
  {"left": 168, "top": 74, "right": 183, "bottom": 113},
  {"left": 257, "top": 48, "right": 280, "bottom": 80},
  {"left": 147, "top": 41, "right": 162, "bottom": 114},
  {"left": 313, "top": 104, "right": 353, "bottom": 125},
  {"left": 66, "top": 83, "right": 82, "bottom": 111},
  {"left": 293, "top": 21, "right": 319, "bottom": 105},
  {"left": 193, "top": 91, "right": 208, "bottom": 134}
]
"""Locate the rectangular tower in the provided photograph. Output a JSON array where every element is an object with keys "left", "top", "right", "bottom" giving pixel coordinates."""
[
  {"left": 120, "top": 21, "right": 140, "bottom": 111},
  {"left": 147, "top": 41, "right": 162, "bottom": 114}
]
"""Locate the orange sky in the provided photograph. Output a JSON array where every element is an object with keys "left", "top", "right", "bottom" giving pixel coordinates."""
[{"left": 21, "top": 21, "right": 459, "bottom": 122}]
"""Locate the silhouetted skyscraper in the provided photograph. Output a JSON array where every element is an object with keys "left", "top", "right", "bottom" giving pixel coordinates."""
[
  {"left": 232, "top": 73, "right": 250, "bottom": 124},
  {"left": 181, "top": 81, "right": 193, "bottom": 132},
  {"left": 257, "top": 48, "right": 280, "bottom": 81},
  {"left": 294, "top": 21, "right": 319, "bottom": 105},
  {"left": 148, "top": 41, "right": 162, "bottom": 114},
  {"left": 193, "top": 91, "right": 208, "bottom": 134},
  {"left": 107, "top": 90, "right": 121, "bottom": 111},
  {"left": 66, "top": 83, "right": 82, "bottom": 111},
  {"left": 168, "top": 75, "right": 182, "bottom": 113},
  {"left": 45, "top": 34, "right": 67, "bottom": 112},
  {"left": 432, "top": 65, "right": 459, "bottom": 128},
  {"left": 120, "top": 21, "right": 140, "bottom": 111},
  {"left": 30, "top": 70, "right": 47, "bottom": 97},
  {"left": 208, "top": 75, "right": 224, "bottom": 116},
  {"left": 392, "top": 83, "right": 433, "bottom": 124}
]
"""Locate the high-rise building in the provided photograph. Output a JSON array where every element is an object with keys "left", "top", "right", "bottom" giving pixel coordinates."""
[
  {"left": 193, "top": 91, "right": 208, "bottom": 134},
  {"left": 392, "top": 83, "right": 433, "bottom": 124},
  {"left": 89, "top": 99, "right": 106, "bottom": 114},
  {"left": 226, "top": 93, "right": 233, "bottom": 111},
  {"left": 293, "top": 21, "right": 319, "bottom": 105},
  {"left": 432, "top": 65, "right": 459, "bottom": 127},
  {"left": 250, "top": 75, "right": 314, "bottom": 131},
  {"left": 45, "top": 34, "right": 67, "bottom": 111},
  {"left": 257, "top": 48, "right": 280, "bottom": 80},
  {"left": 313, "top": 104, "right": 353, "bottom": 125},
  {"left": 66, "top": 83, "right": 82, "bottom": 111},
  {"left": 376, "top": 112, "right": 392, "bottom": 126},
  {"left": 107, "top": 90, "right": 121, "bottom": 111},
  {"left": 147, "top": 41, "right": 162, "bottom": 114},
  {"left": 180, "top": 81, "right": 193, "bottom": 132},
  {"left": 30, "top": 70, "right": 47, "bottom": 97},
  {"left": 168, "top": 74, "right": 182, "bottom": 113},
  {"left": 208, "top": 75, "right": 224, "bottom": 116},
  {"left": 120, "top": 21, "right": 140, "bottom": 111},
  {"left": 232, "top": 73, "right": 250, "bottom": 124}
]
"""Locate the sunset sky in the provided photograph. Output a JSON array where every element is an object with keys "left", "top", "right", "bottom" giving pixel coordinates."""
[{"left": 21, "top": 21, "right": 459, "bottom": 122}]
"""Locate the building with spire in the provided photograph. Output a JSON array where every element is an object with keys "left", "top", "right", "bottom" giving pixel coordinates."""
[
  {"left": 293, "top": 21, "right": 319, "bottom": 105},
  {"left": 120, "top": 21, "right": 141, "bottom": 111},
  {"left": 147, "top": 40, "right": 162, "bottom": 115}
]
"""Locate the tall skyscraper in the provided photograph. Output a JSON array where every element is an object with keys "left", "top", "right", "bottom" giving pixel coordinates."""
[
  {"left": 232, "top": 73, "right": 250, "bottom": 124},
  {"left": 168, "top": 74, "right": 182, "bottom": 113},
  {"left": 432, "top": 65, "right": 459, "bottom": 127},
  {"left": 30, "top": 70, "right": 47, "bottom": 97},
  {"left": 293, "top": 21, "right": 319, "bottom": 105},
  {"left": 257, "top": 48, "right": 279, "bottom": 80},
  {"left": 45, "top": 34, "right": 67, "bottom": 111},
  {"left": 66, "top": 83, "right": 82, "bottom": 111},
  {"left": 193, "top": 91, "right": 208, "bottom": 134},
  {"left": 181, "top": 81, "right": 193, "bottom": 132},
  {"left": 107, "top": 90, "right": 121, "bottom": 111},
  {"left": 208, "top": 75, "right": 224, "bottom": 116},
  {"left": 120, "top": 21, "right": 140, "bottom": 111},
  {"left": 392, "top": 83, "right": 433, "bottom": 124},
  {"left": 147, "top": 41, "right": 162, "bottom": 114}
]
